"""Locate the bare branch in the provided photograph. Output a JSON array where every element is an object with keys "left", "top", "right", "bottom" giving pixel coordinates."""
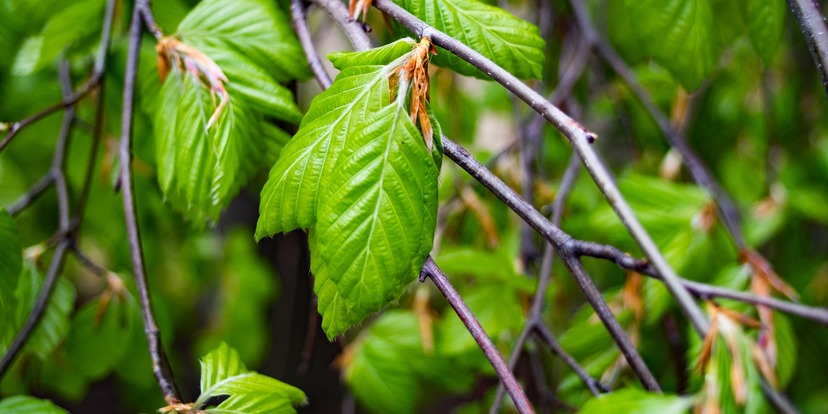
[
  {"left": 420, "top": 257, "right": 535, "bottom": 414},
  {"left": 372, "top": 0, "right": 710, "bottom": 337},
  {"left": 291, "top": 0, "right": 333, "bottom": 89},
  {"left": 118, "top": 1, "right": 181, "bottom": 404},
  {"left": 0, "top": 61, "right": 76, "bottom": 379},
  {"left": 6, "top": 174, "right": 55, "bottom": 217},
  {"left": 491, "top": 155, "right": 601, "bottom": 413},
  {"left": 786, "top": 0, "right": 828, "bottom": 97},
  {"left": 442, "top": 137, "right": 661, "bottom": 392},
  {"left": 311, "top": 0, "right": 372, "bottom": 52},
  {"left": 535, "top": 323, "right": 606, "bottom": 396}
]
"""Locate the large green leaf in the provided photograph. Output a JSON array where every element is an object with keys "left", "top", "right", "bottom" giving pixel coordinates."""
[
  {"left": 743, "top": 0, "right": 784, "bottom": 64},
  {"left": 313, "top": 103, "right": 439, "bottom": 338},
  {"left": 194, "top": 343, "right": 306, "bottom": 414},
  {"left": 177, "top": 0, "right": 309, "bottom": 82},
  {"left": 578, "top": 389, "right": 691, "bottom": 414},
  {"left": 623, "top": 0, "right": 717, "bottom": 90},
  {"left": 392, "top": 0, "right": 545, "bottom": 80},
  {"left": 256, "top": 39, "right": 417, "bottom": 237},
  {"left": 0, "top": 396, "right": 69, "bottom": 414}
]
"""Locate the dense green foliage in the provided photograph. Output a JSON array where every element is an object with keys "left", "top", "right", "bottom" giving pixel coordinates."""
[{"left": 1, "top": 0, "right": 827, "bottom": 413}]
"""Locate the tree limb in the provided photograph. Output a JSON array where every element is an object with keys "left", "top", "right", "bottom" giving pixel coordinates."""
[
  {"left": 118, "top": 1, "right": 181, "bottom": 405},
  {"left": 786, "top": 0, "right": 828, "bottom": 97},
  {"left": 420, "top": 257, "right": 535, "bottom": 414},
  {"left": 291, "top": 0, "right": 333, "bottom": 89},
  {"left": 372, "top": 0, "right": 710, "bottom": 337}
]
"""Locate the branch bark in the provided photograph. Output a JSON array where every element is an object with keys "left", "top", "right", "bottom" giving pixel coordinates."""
[
  {"left": 118, "top": 1, "right": 181, "bottom": 405},
  {"left": 442, "top": 137, "right": 661, "bottom": 392},
  {"left": 567, "top": 0, "right": 746, "bottom": 250},
  {"left": 786, "top": 0, "right": 828, "bottom": 97},
  {"left": 372, "top": 0, "right": 710, "bottom": 337},
  {"left": 0, "top": 61, "right": 76, "bottom": 379},
  {"left": 420, "top": 257, "right": 535, "bottom": 414},
  {"left": 291, "top": 0, "right": 333, "bottom": 89}
]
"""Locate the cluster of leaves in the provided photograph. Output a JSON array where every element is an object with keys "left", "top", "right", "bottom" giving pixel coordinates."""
[
  {"left": 152, "top": 0, "right": 309, "bottom": 223},
  {"left": 2, "top": 0, "right": 828, "bottom": 412}
]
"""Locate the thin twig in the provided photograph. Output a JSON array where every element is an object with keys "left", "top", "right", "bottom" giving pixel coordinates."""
[
  {"left": 4, "top": 0, "right": 117, "bottom": 218},
  {"left": 491, "top": 155, "right": 597, "bottom": 413},
  {"left": 0, "top": 61, "right": 76, "bottom": 379},
  {"left": 535, "top": 323, "right": 605, "bottom": 396},
  {"left": 119, "top": 1, "right": 181, "bottom": 404},
  {"left": 420, "top": 257, "right": 535, "bottom": 414},
  {"left": 567, "top": 0, "right": 746, "bottom": 250},
  {"left": 786, "top": 0, "right": 828, "bottom": 97},
  {"left": 442, "top": 137, "right": 661, "bottom": 392},
  {"left": 311, "top": 0, "right": 372, "bottom": 52},
  {"left": 291, "top": 0, "right": 333, "bottom": 89},
  {"left": 569, "top": 242, "right": 828, "bottom": 325},
  {"left": 372, "top": 0, "right": 710, "bottom": 338},
  {"left": 0, "top": 241, "right": 71, "bottom": 378},
  {"left": 7, "top": 174, "right": 55, "bottom": 217}
]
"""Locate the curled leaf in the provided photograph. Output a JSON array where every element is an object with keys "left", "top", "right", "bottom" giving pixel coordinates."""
[
  {"left": 156, "top": 36, "right": 230, "bottom": 128},
  {"left": 389, "top": 36, "right": 436, "bottom": 150}
]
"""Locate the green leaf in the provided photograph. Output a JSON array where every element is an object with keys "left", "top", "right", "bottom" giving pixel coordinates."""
[
  {"left": 313, "top": 103, "right": 439, "bottom": 338},
  {"left": 194, "top": 342, "right": 307, "bottom": 414},
  {"left": 154, "top": 70, "right": 270, "bottom": 223},
  {"left": 0, "top": 396, "right": 69, "bottom": 414},
  {"left": 343, "top": 311, "right": 425, "bottom": 414},
  {"left": 392, "top": 0, "right": 545, "bottom": 79},
  {"left": 210, "top": 48, "right": 302, "bottom": 123},
  {"left": 154, "top": 0, "right": 305, "bottom": 224},
  {"left": 256, "top": 39, "right": 417, "bottom": 237},
  {"left": 0, "top": 209, "right": 21, "bottom": 293},
  {"left": 65, "top": 289, "right": 136, "bottom": 380},
  {"left": 30, "top": 0, "right": 104, "bottom": 74},
  {"left": 578, "top": 389, "right": 691, "bottom": 414},
  {"left": 774, "top": 313, "right": 797, "bottom": 388},
  {"left": 623, "top": 0, "right": 717, "bottom": 90},
  {"left": 7, "top": 262, "right": 75, "bottom": 359},
  {"left": 744, "top": 0, "right": 785, "bottom": 64},
  {"left": 177, "top": 0, "right": 309, "bottom": 82}
]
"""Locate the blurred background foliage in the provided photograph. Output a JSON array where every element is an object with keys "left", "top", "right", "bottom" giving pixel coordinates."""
[{"left": 1, "top": 0, "right": 827, "bottom": 413}]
